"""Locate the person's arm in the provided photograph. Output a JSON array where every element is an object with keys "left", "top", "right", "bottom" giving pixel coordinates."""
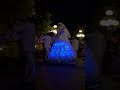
[
  {"left": 56, "top": 28, "right": 64, "bottom": 38},
  {"left": 50, "top": 37, "right": 52, "bottom": 44}
]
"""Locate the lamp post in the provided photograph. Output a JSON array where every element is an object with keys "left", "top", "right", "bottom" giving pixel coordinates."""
[
  {"left": 100, "top": 9, "right": 119, "bottom": 40},
  {"left": 76, "top": 33, "right": 85, "bottom": 38},
  {"left": 76, "top": 29, "right": 85, "bottom": 59},
  {"left": 76, "top": 29, "right": 85, "bottom": 39},
  {"left": 100, "top": 9, "right": 119, "bottom": 28},
  {"left": 49, "top": 25, "right": 58, "bottom": 34},
  {"left": 53, "top": 25, "right": 57, "bottom": 29}
]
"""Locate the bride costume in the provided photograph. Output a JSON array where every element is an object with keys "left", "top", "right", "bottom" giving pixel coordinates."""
[{"left": 48, "top": 23, "right": 76, "bottom": 64}]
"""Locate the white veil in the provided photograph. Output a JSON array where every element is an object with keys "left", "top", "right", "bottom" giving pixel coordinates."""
[{"left": 58, "top": 23, "right": 71, "bottom": 38}]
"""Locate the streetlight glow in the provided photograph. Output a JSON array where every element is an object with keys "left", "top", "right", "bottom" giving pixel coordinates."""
[
  {"left": 49, "top": 30, "right": 57, "bottom": 34},
  {"left": 100, "top": 20, "right": 106, "bottom": 26},
  {"left": 113, "top": 20, "right": 119, "bottom": 26},
  {"left": 107, "top": 19, "right": 113, "bottom": 26},
  {"left": 53, "top": 25, "right": 57, "bottom": 28},
  {"left": 82, "top": 34, "right": 85, "bottom": 38},
  {"left": 0, "top": 48, "right": 2, "bottom": 51},
  {"left": 79, "top": 30, "right": 82, "bottom": 33},
  {"left": 106, "top": 10, "right": 113, "bottom": 15},
  {"left": 100, "top": 19, "right": 119, "bottom": 26},
  {"left": 76, "top": 33, "right": 85, "bottom": 38},
  {"left": 99, "top": 8, "right": 119, "bottom": 39}
]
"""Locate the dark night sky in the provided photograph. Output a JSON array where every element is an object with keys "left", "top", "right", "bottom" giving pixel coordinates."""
[{"left": 37, "top": 0, "right": 119, "bottom": 30}]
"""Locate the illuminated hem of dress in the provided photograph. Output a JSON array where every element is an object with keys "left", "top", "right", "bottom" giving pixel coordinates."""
[{"left": 48, "top": 39, "right": 76, "bottom": 64}]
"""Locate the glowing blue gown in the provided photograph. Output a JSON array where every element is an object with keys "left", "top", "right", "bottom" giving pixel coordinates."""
[{"left": 48, "top": 39, "right": 76, "bottom": 64}]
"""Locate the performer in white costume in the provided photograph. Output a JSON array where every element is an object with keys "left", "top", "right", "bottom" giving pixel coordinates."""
[
  {"left": 48, "top": 23, "right": 76, "bottom": 64},
  {"left": 43, "top": 33, "right": 52, "bottom": 59},
  {"left": 71, "top": 37, "right": 79, "bottom": 57}
]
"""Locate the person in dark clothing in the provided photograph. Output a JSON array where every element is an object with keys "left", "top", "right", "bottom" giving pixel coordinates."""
[{"left": 14, "top": 17, "right": 36, "bottom": 81}]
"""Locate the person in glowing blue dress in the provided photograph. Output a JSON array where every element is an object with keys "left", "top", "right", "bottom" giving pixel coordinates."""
[{"left": 48, "top": 23, "right": 76, "bottom": 64}]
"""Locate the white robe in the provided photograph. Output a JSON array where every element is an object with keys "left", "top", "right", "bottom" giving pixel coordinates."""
[
  {"left": 43, "top": 35, "right": 52, "bottom": 49},
  {"left": 71, "top": 39, "right": 79, "bottom": 51}
]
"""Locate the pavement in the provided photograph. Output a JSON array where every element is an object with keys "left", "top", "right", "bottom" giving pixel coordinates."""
[
  {"left": 0, "top": 56, "right": 120, "bottom": 90},
  {"left": 36, "top": 63, "right": 85, "bottom": 90},
  {"left": 0, "top": 57, "right": 85, "bottom": 90}
]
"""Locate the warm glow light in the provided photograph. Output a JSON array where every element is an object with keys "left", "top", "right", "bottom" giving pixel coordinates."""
[
  {"left": 49, "top": 30, "right": 57, "bottom": 34},
  {"left": 112, "top": 20, "right": 119, "bottom": 26},
  {"left": 100, "top": 19, "right": 119, "bottom": 26},
  {"left": 0, "top": 48, "right": 2, "bottom": 50},
  {"left": 100, "top": 20, "right": 110, "bottom": 26},
  {"left": 52, "top": 30, "right": 57, "bottom": 34},
  {"left": 79, "top": 30, "right": 83, "bottom": 33},
  {"left": 76, "top": 33, "right": 85, "bottom": 38},
  {"left": 107, "top": 19, "right": 113, "bottom": 26},
  {"left": 106, "top": 10, "right": 113, "bottom": 15},
  {"left": 82, "top": 34, "right": 85, "bottom": 38},
  {"left": 100, "top": 20, "right": 106, "bottom": 26},
  {"left": 53, "top": 25, "right": 57, "bottom": 28}
]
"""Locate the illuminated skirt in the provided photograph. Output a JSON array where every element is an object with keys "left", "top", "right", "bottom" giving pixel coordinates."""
[{"left": 48, "top": 39, "right": 76, "bottom": 64}]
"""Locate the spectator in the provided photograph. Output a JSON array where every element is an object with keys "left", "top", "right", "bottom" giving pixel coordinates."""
[
  {"left": 43, "top": 33, "right": 52, "bottom": 60},
  {"left": 71, "top": 37, "right": 79, "bottom": 57},
  {"left": 14, "top": 17, "right": 36, "bottom": 81}
]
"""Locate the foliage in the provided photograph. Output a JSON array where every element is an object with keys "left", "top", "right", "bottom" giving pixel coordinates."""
[
  {"left": 0, "top": 0, "right": 34, "bottom": 33},
  {"left": 8, "top": 0, "right": 34, "bottom": 18},
  {"left": 4, "top": 0, "right": 34, "bottom": 26},
  {"left": 36, "top": 12, "right": 52, "bottom": 34},
  {"left": 90, "top": 6, "right": 120, "bottom": 34}
]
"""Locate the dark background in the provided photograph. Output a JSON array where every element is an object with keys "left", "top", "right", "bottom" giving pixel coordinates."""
[{"left": 35, "top": 0, "right": 120, "bottom": 30}]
